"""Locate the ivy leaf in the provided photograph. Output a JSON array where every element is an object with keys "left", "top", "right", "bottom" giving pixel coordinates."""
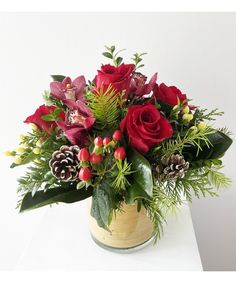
[
  {"left": 51, "top": 75, "right": 66, "bottom": 82},
  {"left": 102, "top": 52, "right": 113, "bottom": 59},
  {"left": 126, "top": 149, "right": 153, "bottom": 203},
  {"left": 20, "top": 185, "right": 93, "bottom": 212},
  {"left": 90, "top": 179, "right": 114, "bottom": 231}
]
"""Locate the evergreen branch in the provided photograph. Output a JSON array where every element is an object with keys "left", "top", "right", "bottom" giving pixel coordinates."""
[
  {"left": 207, "top": 166, "right": 232, "bottom": 189},
  {"left": 218, "top": 126, "right": 233, "bottom": 137},
  {"left": 112, "top": 159, "right": 133, "bottom": 191},
  {"left": 86, "top": 85, "right": 122, "bottom": 131},
  {"left": 194, "top": 108, "right": 224, "bottom": 121},
  {"left": 160, "top": 127, "right": 215, "bottom": 158}
]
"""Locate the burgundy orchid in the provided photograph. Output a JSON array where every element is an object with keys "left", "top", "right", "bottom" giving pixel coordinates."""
[
  {"left": 50, "top": 76, "right": 86, "bottom": 102},
  {"left": 57, "top": 100, "right": 95, "bottom": 146},
  {"left": 129, "top": 72, "right": 157, "bottom": 97}
]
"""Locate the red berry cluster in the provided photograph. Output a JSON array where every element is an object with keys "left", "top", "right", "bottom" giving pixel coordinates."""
[{"left": 77, "top": 130, "right": 126, "bottom": 182}]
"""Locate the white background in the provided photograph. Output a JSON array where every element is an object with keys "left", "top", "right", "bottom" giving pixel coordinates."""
[{"left": 0, "top": 12, "right": 236, "bottom": 271}]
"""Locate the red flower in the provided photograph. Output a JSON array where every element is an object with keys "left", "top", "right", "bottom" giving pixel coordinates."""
[
  {"left": 94, "top": 63, "right": 134, "bottom": 97},
  {"left": 57, "top": 100, "right": 95, "bottom": 146},
  {"left": 154, "top": 83, "right": 187, "bottom": 106},
  {"left": 50, "top": 76, "right": 86, "bottom": 102},
  {"left": 120, "top": 104, "right": 173, "bottom": 154},
  {"left": 24, "top": 105, "right": 65, "bottom": 133},
  {"left": 129, "top": 72, "right": 157, "bottom": 97}
]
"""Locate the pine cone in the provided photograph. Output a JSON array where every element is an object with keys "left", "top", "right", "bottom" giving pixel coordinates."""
[
  {"left": 49, "top": 145, "right": 80, "bottom": 182},
  {"left": 157, "top": 154, "right": 189, "bottom": 180}
]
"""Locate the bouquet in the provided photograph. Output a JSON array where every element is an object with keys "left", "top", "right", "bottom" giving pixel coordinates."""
[{"left": 6, "top": 46, "right": 233, "bottom": 242}]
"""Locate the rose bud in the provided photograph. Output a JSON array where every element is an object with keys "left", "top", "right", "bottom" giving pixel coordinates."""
[
  {"left": 90, "top": 153, "right": 103, "bottom": 164},
  {"left": 114, "top": 147, "right": 126, "bottom": 160},
  {"left": 94, "top": 136, "right": 103, "bottom": 147},
  {"left": 77, "top": 148, "right": 90, "bottom": 162},
  {"left": 79, "top": 167, "right": 92, "bottom": 181},
  {"left": 112, "top": 130, "right": 122, "bottom": 142}
]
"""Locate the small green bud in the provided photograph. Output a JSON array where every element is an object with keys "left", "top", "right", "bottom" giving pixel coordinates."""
[
  {"left": 4, "top": 151, "right": 14, "bottom": 157},
  {"left": 16, "top": 147, "right": 26, "bottom": 154},
  {"left": 33, "top": 147, "right": 41, "bottom": 155},
  {"left": 198, "top": 121, "right": 207, "bottom": 131},
  {"left": 189, "top": 126, "right": 198, "bottom": 134},
  {"left": 182, "top": 113, "right": 193, "bottom": 122},
  {"left": 182, "top": 106, "right": 190, "bottom": 114},
  {"left": 14, "top": 157, "right": 22, "bottom": 164}
]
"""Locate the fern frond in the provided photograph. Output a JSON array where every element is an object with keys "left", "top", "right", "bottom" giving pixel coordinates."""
[
  {"left": 86, "top": 85, "right": 122, "bottom": 131},
  {"left": 207, "top": 166, "right": 232, "bottom": 189}
]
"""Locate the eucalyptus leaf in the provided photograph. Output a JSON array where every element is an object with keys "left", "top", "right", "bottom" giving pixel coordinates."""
[
  {"left": 51, "top": 75, "right": 66, "bottom": 82},
  {"left": 102, "top": 52, "right": 113, "bottom": 59}
]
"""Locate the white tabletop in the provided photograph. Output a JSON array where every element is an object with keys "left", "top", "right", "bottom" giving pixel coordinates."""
[{"left": 12, "top": 201, "right": 202, "bottom": 271}]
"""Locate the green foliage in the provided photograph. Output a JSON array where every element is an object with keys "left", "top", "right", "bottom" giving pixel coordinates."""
[
  {"left": 51, "top": 75, "right": 66, "bottom": 82},
  {"left": 86, "top": 85, "right": 123, "bottom": 131},
  {"left": 41, "top": 107, "right": 64, "bottom": 122},
  {"left": 90, "top": 179, "right": 115, "bottom": 231},
  {"left": 207, "top": 166, "right": 232, "bottom": 189},
  {"left": 131, "top": 52, "right": 147, "bottom": 70},
  {"left": 102, "top": 45, "right": 125, "bottom": 66},
  {"left": 183, "top": 131, "right": 233, "bottom": 161},
  {"left": 112, "top": 159, "right": 133, "bottom": 191},
  {"left": 19, "top": 185, "right": 93, "bottom": 212},
  {"left": 160, "top": 126, "right": 215, "bottom": 159},
  {"left": 194, "top": 108, "right": 224, "bottom": 121},
  {"left": 125, "top": 149, "right": 153, "bottom": 203}
]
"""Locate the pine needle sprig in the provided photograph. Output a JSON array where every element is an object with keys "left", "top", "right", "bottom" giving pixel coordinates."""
[
  {"left": 161, "top": 126, "right": 215, "bottom": 158},
  {"left": 112, "top": 159, "right": 134, "bottom": 191},
  {"left": 86, "top": 85, "right": 122, "bottom": 131},
  {"left": 194, "top": 108, "right": 224, "bottom": 121}
]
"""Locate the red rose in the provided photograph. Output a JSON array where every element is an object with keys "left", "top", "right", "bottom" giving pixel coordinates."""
[
  {"left": 154, "top": 83, "right": 187, "bottom": 106},
  {"left": 94, "top": 63, "right": 134, "bottom": 96},
  {"left": 24, "top": 105, "right": 65, "bottom": 133},
  {"left": 120, "top": 104, "right": 173, "bottom": 154}
]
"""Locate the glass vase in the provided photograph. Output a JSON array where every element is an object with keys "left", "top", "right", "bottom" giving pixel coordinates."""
[{"left": 88, "top": 199, "right": 154, "bottom": 253}]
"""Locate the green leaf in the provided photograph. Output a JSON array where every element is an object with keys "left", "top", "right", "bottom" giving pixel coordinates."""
[
  {"left": 20, "top": 186, "right": 93, "bottom": 212},
  {"left": 116, "top": 57, "right": 123, "bottom": 66},
  {"left": 102, "top": 52, "right": 113, "bottom": 59},
  {"left": 90, "top": 180, "right": 114, "bottom": 231},
  {"left": 10, "top": 151, "right": 36, "bottom": 168},
  {"left": 184, "top": 131, "right": 233, "bottom": 161},
  {"left": 41, "top": 114, "right": 55, "bottom": 121},
  {"left": 126, "top": 149, "right": 153, "bottom": 203},
  {"left": 51, "top": 75, "right": 66, "bottom": 82}
]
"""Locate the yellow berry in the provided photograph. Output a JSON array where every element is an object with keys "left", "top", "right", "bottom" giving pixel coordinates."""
[
  {"left": 33, "top": 147, "right": 41, "bottom": 155},
  {"left": 4, "top": 151, "right": 13, "bottom": 156},
  {"left": 19, "top": 134, "right": 25, "bottom": 140},
  {"left": 182, "top": 106, "right": 190, "bottom": 114},
  {"left": 189, "top": 126, "right": 198, "bottom": 134},
  {"left": 16, "top": 147, "right": 26, "bottom": 154},
  {"left": 34, "top": 159, "right": 41, "bottom": 164},
  {"left": 14, "top": 157, "right": 22, "bottom": 165},
  {"left": 182, "top": 113, "right": 193, "bottom": 122},
  {"left": 198, "top": 121, "right": 207, "bottom": 131},
  {"left": 30, "top": 123, "right": 38, "bottom": 131}
]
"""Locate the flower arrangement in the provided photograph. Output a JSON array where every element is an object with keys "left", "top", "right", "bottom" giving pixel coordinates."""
[{"left": 7, "top": 46, "right": 233, "bottom": 242}]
